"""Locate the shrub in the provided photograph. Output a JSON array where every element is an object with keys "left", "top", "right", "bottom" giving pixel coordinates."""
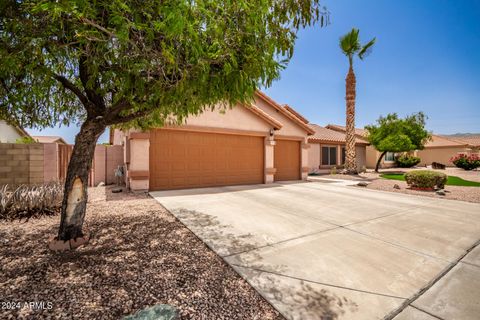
[
  {"left": 395, "top": 154, "right": 421, "bottom": 168},
  {"left": 0, "top": 182, "right": 63, "bottom": 220},
  {"left": 451, "top": 154, "right": 480, "bottom": 171},
  {"left": 404, "top": 170, "right": 447, "bottom": 189}
]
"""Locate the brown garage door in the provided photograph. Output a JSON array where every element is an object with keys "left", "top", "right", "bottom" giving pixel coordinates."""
[
  {"left": 274, "top": 139, "right": 300, "bottom": 181},
  {"left": 149, "top": 130, "right": 264, "bottom": 190}
]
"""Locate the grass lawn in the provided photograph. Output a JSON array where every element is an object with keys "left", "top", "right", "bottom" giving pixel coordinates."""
[{"left": 380, "top": 173, "right": 480, "bottom": 187}]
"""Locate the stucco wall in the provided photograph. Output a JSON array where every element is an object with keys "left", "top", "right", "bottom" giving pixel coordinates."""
[
  {"left": 355, "top": 145, "right": 367, "bottom": 170},
  {"left": 365, "top": 146, "right": 395, "bottom": 169},
  {"left": 184, "top": 104, "right": 272, "bottom": 133},
  {"left": 417, "top": 147, "right": 468, "bottom": 166},
  {"left": 254, "top": 97, "right": 307, "bottom": 137},
  {"left": 0, "top": 121, "right": 24, "bottom": 143},
  {"left": 308, "top": 143, "right": 320, "bottom": 172}
]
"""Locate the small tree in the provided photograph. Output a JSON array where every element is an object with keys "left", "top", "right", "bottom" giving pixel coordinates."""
[
  {"left": 365, "top": 113, "right": 431, "bottom": 172},
  {"left": 1, "top": 1, "right": 328, "bottom": 242}
]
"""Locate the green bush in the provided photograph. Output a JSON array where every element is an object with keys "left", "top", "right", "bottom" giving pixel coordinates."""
[
  {"left": 395, "top": 154, "right": 421, "bottom": 168},
  {"left": 404, "top": 170, "right": 447, "bottom": 189},
  {"left": 0, "top": 182, "right": 63, "bottom": 220}
]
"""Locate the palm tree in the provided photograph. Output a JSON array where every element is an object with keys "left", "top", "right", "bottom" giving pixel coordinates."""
[{"left": 340, "top": 28, "right": 375, "bottom": 174}]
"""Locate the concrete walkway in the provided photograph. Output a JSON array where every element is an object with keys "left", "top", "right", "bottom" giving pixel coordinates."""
[{"left": 151, "top": 182, "right": 480, "bottom": 320}]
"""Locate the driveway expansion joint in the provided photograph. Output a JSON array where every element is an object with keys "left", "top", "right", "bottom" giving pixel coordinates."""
[
  {"left": 409, "top": 305, "right": 445, "bottom": 320},
  {"left": 384, "top": 239, "right": 480, "bottom": 320},
  {"left": 231, "top": 263, "right": 408, "bottom": 301},
  {"left": 222, "top": 226, "right": 340, "bottom": 258}
]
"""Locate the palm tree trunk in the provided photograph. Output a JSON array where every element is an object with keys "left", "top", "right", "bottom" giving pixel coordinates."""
[
  {"left": 345, "top": 63, "right": 357, "bottom": 174},
  {"left": 57, "top": 118, "right": 105, "bottom": 241}
]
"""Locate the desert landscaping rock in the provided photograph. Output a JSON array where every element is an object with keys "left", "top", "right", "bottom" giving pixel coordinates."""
[
  {"left": 123, "top": 304, "right": 177, "bottom": 320},
  {"left": 0, "top": 186, "right": 281, "bottom": 320}
]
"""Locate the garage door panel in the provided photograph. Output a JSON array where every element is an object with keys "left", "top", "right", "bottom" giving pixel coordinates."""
[
  {"left": 274, "top": 139, "right": 300, "bottom": 181},
  {"left": 150, "top": 130, "right": 264, "bottom": 190}
]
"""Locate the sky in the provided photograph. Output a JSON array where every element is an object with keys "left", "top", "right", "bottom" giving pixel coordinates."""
[{"left": 28, "top": 0, "right": 480, "bottom": 143}]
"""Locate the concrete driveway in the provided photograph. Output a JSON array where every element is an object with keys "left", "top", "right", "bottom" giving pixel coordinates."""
[{"left": 151, "top": 181, "right": 480, "bottom": 320}]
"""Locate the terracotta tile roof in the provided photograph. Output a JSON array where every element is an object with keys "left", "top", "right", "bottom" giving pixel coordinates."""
[
  {"left": 32, "top": 135, "right": 67, "bottom": 144},
  {"left": 282, "top": 105, "right": 309, "bottom": 124},
  {"left": 444, "top": 135, "right": 480, "bottom": 148},
  {"left": 326, "top": 124, "right": 368, "bottom": 137},
  {"left": 424, "top": 135, "right": 469, "bottom": 148},
  {"left": 308, "top": 124, "right": 369, "bottom": 145},
  {"left": 255, "top": 91, "right": 315, "bottom": 135}
]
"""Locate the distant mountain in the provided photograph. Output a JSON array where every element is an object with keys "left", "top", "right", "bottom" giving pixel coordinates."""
[{"left": 442, "top": 133, "right": 480, "bottom": 138}]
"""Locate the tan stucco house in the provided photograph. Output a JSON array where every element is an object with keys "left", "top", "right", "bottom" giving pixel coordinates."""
[
  {"left": 32, "top": 135, "right": 68, "bottom": 145},
  {"left": 0, "top": 120, "right": 31, "bottom": 143},
  {"left": 326, "top": 124, "right": 477, "bottom": 168},
  {"left": 112, "top": 91, "right": 314, "bottom": 191},
  {"left": 308, "top": 124, "right": 369, "bottom": 173}
]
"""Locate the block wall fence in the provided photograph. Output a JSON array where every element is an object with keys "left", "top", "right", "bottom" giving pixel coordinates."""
[{"left": 0, "top": 143, "right": 123, "bottom": 187}]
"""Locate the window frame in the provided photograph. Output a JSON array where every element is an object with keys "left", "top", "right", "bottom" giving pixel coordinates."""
[
  {"left": 321, "top": 146, "right": 338, "bottom": 166},
  {"left": 384, "top": 152, "right": 395, "bottom": 162}
]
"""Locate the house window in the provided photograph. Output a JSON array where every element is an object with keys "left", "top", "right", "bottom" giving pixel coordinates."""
[
  {"left": 385, "top": 152, "right": 395, "bottom": 162},
  {"left": 322, "top": 146, "right": 337, "bottom": 166},
  {"left": 341, "top": 147, "right": 346, "bottom": 164}
]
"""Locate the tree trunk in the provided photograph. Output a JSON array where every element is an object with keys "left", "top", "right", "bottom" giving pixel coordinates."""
[
  {"left": 375, "top": 151, "right": 387, "bottom": 173},
  {"left": 57, "top": 118, "right": 106, "bottom": 241},
  {"left": 344, "top": 64, "right": 357, "bottom": 174}
]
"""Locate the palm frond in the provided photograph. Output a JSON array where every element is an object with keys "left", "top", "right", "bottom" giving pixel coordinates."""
[
  {"left": 358, "top": 37, "right": 376, "bottom": 60},
  {"left": 339, "top": 28, "right": 361, "bottom": 56}
]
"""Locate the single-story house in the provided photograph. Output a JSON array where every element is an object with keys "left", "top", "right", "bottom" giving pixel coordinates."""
[
  {"left": 447, "top": 135, "right": 480, "bottom": 152},
  {"left": 308, "top": 124, "right": 369, "bottom": 173},
  {"left": 0, "top": 120, "right": 32, "bottom": 143},
  {"left": 326, "top": 124, "right": 476, "bottom": 168},
  {"left": 112, "top": 91, "right": 314, "bottom": 191},
  {"left": 32, "top": 136, "right": 68, "bottom": 145},
  {"left": 414, "top": 135, "right": 471, "bottom": 167}
]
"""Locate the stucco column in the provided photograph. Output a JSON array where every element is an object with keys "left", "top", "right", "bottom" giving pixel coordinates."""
[
  {"left": 264, "top": 136, "right": 276, "bottom": 183},
  {"left": 128, "top": 132, "right": 150, "bottom": 191},
  {"left": 301, "top": 139, "right": 310, "bottom": 180}
]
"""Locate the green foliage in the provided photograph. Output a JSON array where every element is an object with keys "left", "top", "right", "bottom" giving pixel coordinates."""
[
  {"left": 382, "top": 172, "right": 480, "bottom": 187},
  {"left": 395, "top": 154, "right": 421, "bottom": 168},
  {"left": 404, "top": 170, "right": 447, "bottom": 189},
  {"left": 451, "top": 154, "right": 480, "bottom": 171},
  {"left": 0, "top": 182, "right": 63, "bottom": 219},
  {"left": 365, "top": 113, "right": 431, "bottom": 153},
  {"left": 0, "top": 0, "right": 329, "bottom": 129},
  {"left": 15, "top": 136, "right": 36, "bottom": 144},
  {"left": 339, "top": 28, "right": 376, "bottom": 65}
]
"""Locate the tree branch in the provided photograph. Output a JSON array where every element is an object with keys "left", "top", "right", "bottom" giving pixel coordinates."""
[
  {"left": 53, "top": 74, "right": 90, "bottom": 107},
  {"left": 106, "top": 109, "right": 152, "bottom": 125}
]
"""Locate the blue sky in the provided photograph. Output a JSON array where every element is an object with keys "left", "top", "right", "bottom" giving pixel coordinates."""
[{"left": 28, "top": 0, "right": 480, "bottom": 143}]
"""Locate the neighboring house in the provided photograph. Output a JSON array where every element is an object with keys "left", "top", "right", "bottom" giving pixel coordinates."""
[
  {"left": 326, "top": 124, "right": 475, "bottom": 168},
  {"left": 308, "top": 124, "right": 369, "bottom": 173},
  {"left": 112, "top": 91, "right": 314, "bottom": 191},
  {"left": 448, "top": 135, "right": 480, "bottom": 153},
  {"left": 32, "top": 136, "right": 68, "bottom": 145},
  {"left": 414, "top": 135, "right": 471, "bottom": 166},
  {"left": 0, "top": 120, "right": 32, "bottom": 143}
]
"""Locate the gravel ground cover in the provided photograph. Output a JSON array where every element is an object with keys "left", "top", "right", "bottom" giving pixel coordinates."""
[{"left": 0, "top": 186, "right": 282, "bottom": 320}]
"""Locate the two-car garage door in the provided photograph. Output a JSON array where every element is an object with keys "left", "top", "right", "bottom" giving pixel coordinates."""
[{"left": 149, "top": 130, "right": 264, "bottom": 191}]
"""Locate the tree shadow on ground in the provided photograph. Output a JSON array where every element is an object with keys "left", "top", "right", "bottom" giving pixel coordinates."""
[{"left": 0, "top": 199, "right": 282, "bottom": 319}]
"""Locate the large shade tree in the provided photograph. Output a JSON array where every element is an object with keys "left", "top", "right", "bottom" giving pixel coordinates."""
[
  {"left": 0, "top": 0, "right": 328, "bottom": 243},
  {"left": 339, "top": 28, "right": 375, "bottom": 173},
  {"left": 365, "top": 112, "right": 431, "bottom": 172}
]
